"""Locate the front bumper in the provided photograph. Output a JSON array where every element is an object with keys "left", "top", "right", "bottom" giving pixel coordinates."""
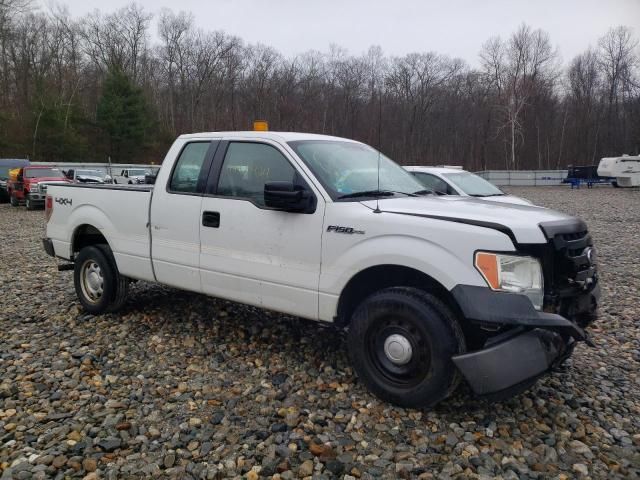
[
  {"left": 452, "top": 328, "right": 570, "bottom": 397},
  {"left": 451, "top": 284, "right": 599, "bottom": 341},
  {"left": 450, "top": 284, "right": 599, "bottom": 397}
]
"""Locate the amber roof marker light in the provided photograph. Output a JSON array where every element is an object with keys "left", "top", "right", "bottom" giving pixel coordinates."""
[{"left": 253, "top": 120, "right": 269, "bottom": 132}]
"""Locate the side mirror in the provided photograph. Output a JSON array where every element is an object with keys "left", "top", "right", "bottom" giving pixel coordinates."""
[{"left": 264, "top": 181, "right": 313, "bottom": 213}]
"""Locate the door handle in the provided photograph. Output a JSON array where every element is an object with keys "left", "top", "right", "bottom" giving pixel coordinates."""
[{"left": 202, "top": 211, "right": 220, "bottom": 228}]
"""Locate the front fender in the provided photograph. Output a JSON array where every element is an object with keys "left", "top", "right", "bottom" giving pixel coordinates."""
[{"left": 321, "top": 234, "right": 487, "bottom": 296}]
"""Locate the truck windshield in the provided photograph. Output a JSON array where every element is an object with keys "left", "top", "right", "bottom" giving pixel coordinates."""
[
  {"left": 442, "top": 172, "right": 503, "bottom": 196},
  {"left": 25, "top": 168, "right": 64, "bottom": 178},
  {"left": 127, "top": 170, "right": 146, "bottom": 176},
  {"left": 288, "top": 140, "right": 425, "bottom": 200}
]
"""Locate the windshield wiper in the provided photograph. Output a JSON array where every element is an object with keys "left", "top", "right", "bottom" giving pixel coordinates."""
[
  {"left": 337, "top": 190, "right": 416, "bottom": 200},
  {"left": 412, "top": 189, "right": 434, "bottom": 196}
]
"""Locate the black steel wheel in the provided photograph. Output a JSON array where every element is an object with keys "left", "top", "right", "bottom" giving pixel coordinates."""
[{"left": 348, "top": 287, "right": 465, "bottom": 408}]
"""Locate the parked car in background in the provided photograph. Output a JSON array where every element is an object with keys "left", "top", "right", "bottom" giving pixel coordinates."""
[
  {"left": 405, "top": 166, "right": 533, "bottom": 205},
  {"left": 113, "top": 168, "right": 147, "bottom": 184},
  {"left": 65, "top": 168, "right": 111, "bottom": 184},
  {"left": 44, "top": 131, "right": 599, "bottom": 408},
  {"left": 597, "top": 155, "right": 640, "bottom": 187},
  {"left": 8, "top": 166, "right": 71, "bottom": 209},
  {"left": 0, "top": 159, "right": 30, "bottom": 203}
]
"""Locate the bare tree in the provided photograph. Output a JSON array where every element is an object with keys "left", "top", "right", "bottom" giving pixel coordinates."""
[{"left": 481, "top": 24, "right": 558, "bottom": 168}]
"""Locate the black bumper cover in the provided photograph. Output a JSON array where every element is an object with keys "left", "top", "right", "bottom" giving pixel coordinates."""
[
  {"left": 452, "top": 328, "right": 570, "bottom": 396},
  {"left": 450, "top": 284, "right": 599, "bottom": 396}
]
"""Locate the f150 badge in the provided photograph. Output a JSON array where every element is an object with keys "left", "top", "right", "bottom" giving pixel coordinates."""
[
  {"left": 55, "top": 197, "right": 72, "bottom": 206},
  {"left": 327, "top": 225, "right": 365, "bottom": 235}
]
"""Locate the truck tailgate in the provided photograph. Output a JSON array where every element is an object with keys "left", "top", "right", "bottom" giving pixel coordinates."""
[{"left": 46, "top": 184, "right": 155, "bottom": 282}]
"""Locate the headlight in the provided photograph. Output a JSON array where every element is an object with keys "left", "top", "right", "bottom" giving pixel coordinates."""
[{"left": 475, "top": 252, "right": 543, "bottom": 310}]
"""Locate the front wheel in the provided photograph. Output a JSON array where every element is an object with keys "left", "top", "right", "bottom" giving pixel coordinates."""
[
  {"left": 26, "top": 197, "right": 34, "bottom": 210},
  {"left": 347, "top": 287, "right": 465, "bottom": 408},
  {"left": 74, "top": 245, "right": 129, "bottom": 314},
  {"left": 10, "top": 194, "right": 19, "bottom": 207}
]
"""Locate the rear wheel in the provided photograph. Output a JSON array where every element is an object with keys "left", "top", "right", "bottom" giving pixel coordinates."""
[
  {"left": 347, "top": 287, "right": 465, "bottom": 408},
  {"left": 74, "top": 245, "right": 129, "bottom": 314}
]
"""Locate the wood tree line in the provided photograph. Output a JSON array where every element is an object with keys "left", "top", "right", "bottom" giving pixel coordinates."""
[{"left": 0, "top": 0, "right": 638, "bottom": 168}]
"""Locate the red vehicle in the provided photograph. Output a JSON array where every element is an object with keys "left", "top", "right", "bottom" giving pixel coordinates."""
[{"left": 8, "top": 166, "right": 71, "bottom": 210}]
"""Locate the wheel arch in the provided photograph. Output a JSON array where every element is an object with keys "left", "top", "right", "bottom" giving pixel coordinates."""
[
  {"left": 72, "top": 224, "right": 110, "bottom": 256},
  {"left": 335, "top": 264, "right": 464, "bottom": 328}
]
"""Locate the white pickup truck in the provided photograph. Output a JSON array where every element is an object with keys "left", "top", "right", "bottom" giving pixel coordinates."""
[{"left": 43, "top": 132, "right": 600, "bottom": 407}]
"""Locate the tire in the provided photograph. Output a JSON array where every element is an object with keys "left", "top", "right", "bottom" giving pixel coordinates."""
[
  {"left": 10, "top": 194, "right": 19, "bottom": 207},
  {"left": 612, "top": 181, "right": 619, "bottom": 188},
  {"left": 74, "top": 245, "right": 128, "bottom": 314},
  {"left": 26, "top": 197, "right": 34, "bottom": 210},
  {"left": 347, "top": 287, "right": 466, "bottom": 408},
  {"left": 128, "top": 180, "right": 133, "bottom": 184},
  {"left": 113, "top": 179, "right": 117, "bottom": 184}
]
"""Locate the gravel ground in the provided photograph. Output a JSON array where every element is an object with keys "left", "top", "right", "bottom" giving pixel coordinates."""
[{"left": 0, "top": 186, "right": 639, "bottom": 480}]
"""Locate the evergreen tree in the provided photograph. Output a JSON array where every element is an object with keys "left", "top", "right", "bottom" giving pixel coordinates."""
[{"left": 97, "top": 68, "right": 151, "bottom": 162}]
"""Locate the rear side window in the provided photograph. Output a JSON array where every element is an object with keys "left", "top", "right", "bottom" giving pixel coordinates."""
[
  {"left": 169, "top": 142, "right": 211, "bottom": 194},
  {"left": 217, "top": 142, "right": 295, "bottom": 206}
]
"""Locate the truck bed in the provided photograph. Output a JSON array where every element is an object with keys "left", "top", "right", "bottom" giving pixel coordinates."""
[{"left": 46, "top": 183, "right": 155, "bottom": 282}]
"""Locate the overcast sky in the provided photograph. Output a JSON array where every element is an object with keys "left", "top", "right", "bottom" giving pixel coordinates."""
[{"left": 41, "top": 0, "right": 639, "bottom": 65}]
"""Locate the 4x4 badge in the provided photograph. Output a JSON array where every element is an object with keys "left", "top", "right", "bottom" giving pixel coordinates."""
[{"left": 55, "top": 197, "right": 72, "bottom": 206}]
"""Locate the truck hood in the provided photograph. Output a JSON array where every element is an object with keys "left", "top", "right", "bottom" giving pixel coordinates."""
[
  {"left": 76, "top": 175, "right": 105, "bottom": 183},
  {"left": 361, "top": 195, "right": 575, "bottom": 244}
]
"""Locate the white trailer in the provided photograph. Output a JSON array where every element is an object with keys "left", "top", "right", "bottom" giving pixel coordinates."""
[{"left": 597, "top": 155, "right": 640, "bottom": 187}]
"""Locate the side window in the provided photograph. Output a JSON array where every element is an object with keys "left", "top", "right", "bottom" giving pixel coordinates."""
[
  {"left": 414, "top": 172, "right": 451, "bottom": 195},
  {"left": 217, "top": 142, "right": 295, "bottom": 206},
  {"left": 169, "top": 142, "right": 211, "bottom": 194}
]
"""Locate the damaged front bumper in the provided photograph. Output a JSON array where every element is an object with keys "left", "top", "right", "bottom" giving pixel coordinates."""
[
  {"left": 452, "top": 328, "right": 573, "bottom": 397},
  {"left": 450, "top": 284, "right": 599, "bottom": 397}
]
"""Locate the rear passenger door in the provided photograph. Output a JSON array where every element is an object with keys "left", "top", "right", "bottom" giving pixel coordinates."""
[
  {"left": 150, "top": 140, "right": 218, "bottom": 292},
  {"left": 198, "top": 140, "right": 324, "bottom": 319}
]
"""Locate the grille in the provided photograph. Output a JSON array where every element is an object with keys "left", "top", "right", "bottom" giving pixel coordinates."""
[{"left": 548, "top": 229, "right": 595, "bottom": 297}]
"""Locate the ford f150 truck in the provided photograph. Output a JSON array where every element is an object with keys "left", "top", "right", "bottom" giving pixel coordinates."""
[{"left": 43, "top": 132, "right": 600, "bottom": 407}]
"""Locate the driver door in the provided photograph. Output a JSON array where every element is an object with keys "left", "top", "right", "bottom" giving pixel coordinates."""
[{"left": 199, "top": 140, "right": 325, "bottom": 319}]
